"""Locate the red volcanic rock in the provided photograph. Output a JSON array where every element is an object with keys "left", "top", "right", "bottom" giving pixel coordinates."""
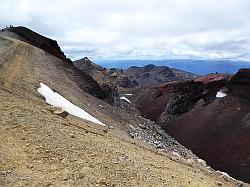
[
  {"left": 196, "top": 74, "right": 231, "bottom": 103},
  {"left": 164, "top": 69, "right": 250, "bottom": 182},
  {"left": 133, "top": 74, "right": 230, "bottom": 123},
  {"left": 165, "top": 94, "right": 250, "bottom": 183},
  {"left": 134, "top": 71, "right": 250, "bottom": 182},
  {"left": 194, "top": 73, "right": 231, "bottom": 84},
  {"left": 134, "top": 82, "right": 186, "bottom": 122},
  {"left": 5, "top": 26, "right": 70, "bottom": 63}
]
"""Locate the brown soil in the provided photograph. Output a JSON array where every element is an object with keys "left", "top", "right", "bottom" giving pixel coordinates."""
[{"left": 0, "top": 85, "right": 237, "bottom": 187}]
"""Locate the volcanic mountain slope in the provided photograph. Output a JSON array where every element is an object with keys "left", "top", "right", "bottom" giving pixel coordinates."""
[
  {"left": 124, "top": 64, "right": 197, "bottom": 87},
  {"left": 73, "top": 57, "right": 138, "bottom": 89},
  {"left": 0, "top": 84, "right": 239, "bottom": 187},
  {"left": 73, "top": 57, "right": 140, "bottom": 105},
  {"left": 0, "top": 27, "right": 242, "bottom": 186},
  {"left": 133, "top": 70, "right": 250, "bottom": 183},
  {"left": 165, "top": 70, "right": 250, "bottom": 182},
  {"left": 0, "top": 27, "right": 116, "bottom": 104}
]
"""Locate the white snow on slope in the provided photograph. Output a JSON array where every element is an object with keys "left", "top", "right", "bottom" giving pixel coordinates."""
[
  {"left": 125, "top": 94, "right": 132, "bottom": 96},
  {"left": 216, "top": 91, "right": 227, "bottom": 98},
  {"left": 120, "top": 96, "right": 131, "bottom": 103},
  {"left": 37, "top": 83, "right": 105, "bottom": 126}
]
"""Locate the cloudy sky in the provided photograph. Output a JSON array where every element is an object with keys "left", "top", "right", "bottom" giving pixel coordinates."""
[{"left": 1, "top": 0, "right": 250, "bottom": 60}]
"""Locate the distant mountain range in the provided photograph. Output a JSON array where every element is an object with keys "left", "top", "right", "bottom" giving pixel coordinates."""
[
  {"left": 95, "top": 59, "right": 250, "bottom": 75},
  {"left": 124, "top": 64, "right": 197, "bottom": 87},
  {"left": 74, "top": 57, "right": 196, "bottom": 89}
]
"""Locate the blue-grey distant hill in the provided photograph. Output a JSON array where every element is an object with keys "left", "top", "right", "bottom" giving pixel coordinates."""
[{"left": 95, "top": 59, "right": 250, "bottom": 75}]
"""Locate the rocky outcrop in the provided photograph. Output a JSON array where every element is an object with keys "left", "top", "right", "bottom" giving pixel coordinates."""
[
  {"left": 99, "top": 83, "right": 119, "bottom": 105},
  {"left": 159, "top": 81, "right": 205, "bottom": 123},
  {"left": 74, "top": 58, "right": 138, "bottom": 88},
  {"left": 159, "top": 76, "right": 229, "bottom": 124},
  {"left": 230, "top": 68, "right": 250, "bottom": 85},
  {"left": 50, "top": 107, "right": 69, "bottom": 118},
  {"left": 125, "top": 64, "right": 197, "bottom": 87},
  {"left": 73, "top": 58, "right": 140, "bottom": 105},
  {"left": 229, "top": 68, "right": 250, "bottom": 99},
  {"left": 74, "top": 58, "right": 121, "bottom": 105},
  {"left": 4, "top": 26, "right": 71, "bottom": 63},
  {"left": 107, "top": 68, "right": 139, "bottom": 88},
  {"left": 74, "top": 57, "right": 108, "bottom": 80},
  {"left": 133, "top": 74, "right": 230, "bottom": 123}
]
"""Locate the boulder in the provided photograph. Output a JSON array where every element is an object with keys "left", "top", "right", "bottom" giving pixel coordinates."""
[{"left": 50, "top": 107, "right": 69, "bottom": 118}]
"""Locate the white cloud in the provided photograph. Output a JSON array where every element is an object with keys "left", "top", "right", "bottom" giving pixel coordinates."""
[{"left": 1, "top": 0, "right": 250, "bottom": 60}]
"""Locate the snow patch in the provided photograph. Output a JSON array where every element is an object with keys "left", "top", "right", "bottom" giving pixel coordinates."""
[
  {"left": 216, "top": 91, "right": 227, "bottom": 98},
  {"left": 120, "top": 96, "right": 131, "bottom": 103},
  {"left": 37, "top": 83, "right": 105, "bottom": 126}
]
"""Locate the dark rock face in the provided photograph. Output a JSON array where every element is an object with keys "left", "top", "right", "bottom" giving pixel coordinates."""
[
  {"left": 73, "top": 58, "right": 122, "bottom": 105},
  {"left": 125, "top": 64, "right": 197, "bottom": 87},
  {"left": 107, "top": 68, "right": 139, "bottom": 88},
  {"left": 117, "top": 76, "right": 139, "bottom": 88},
  {"left": 4, "top": 26, "right": 70, "bottom": 62},
  {"left": 143, "top": 69, "right": 250, "bottom": 183},
  {"left": 65, "top": 63, "right": 112, "bottom": 102},
  {"left": 159, "top": 81, "right": 205, "bottom": 124},
  {"left": 230, "top": 68, "right": 250, "bottom": 85},
  {"left": 74, "top": 58, "right": 138, "bottom": 89},
  {"left": 74, "top": 57, "right": 106, "bottom": 76},
  {"left": 99, "top": 83, "right": 119, "bottom": 105},
  {"left": 229, "top": 69, "right": 250, "bottom": 99}
]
